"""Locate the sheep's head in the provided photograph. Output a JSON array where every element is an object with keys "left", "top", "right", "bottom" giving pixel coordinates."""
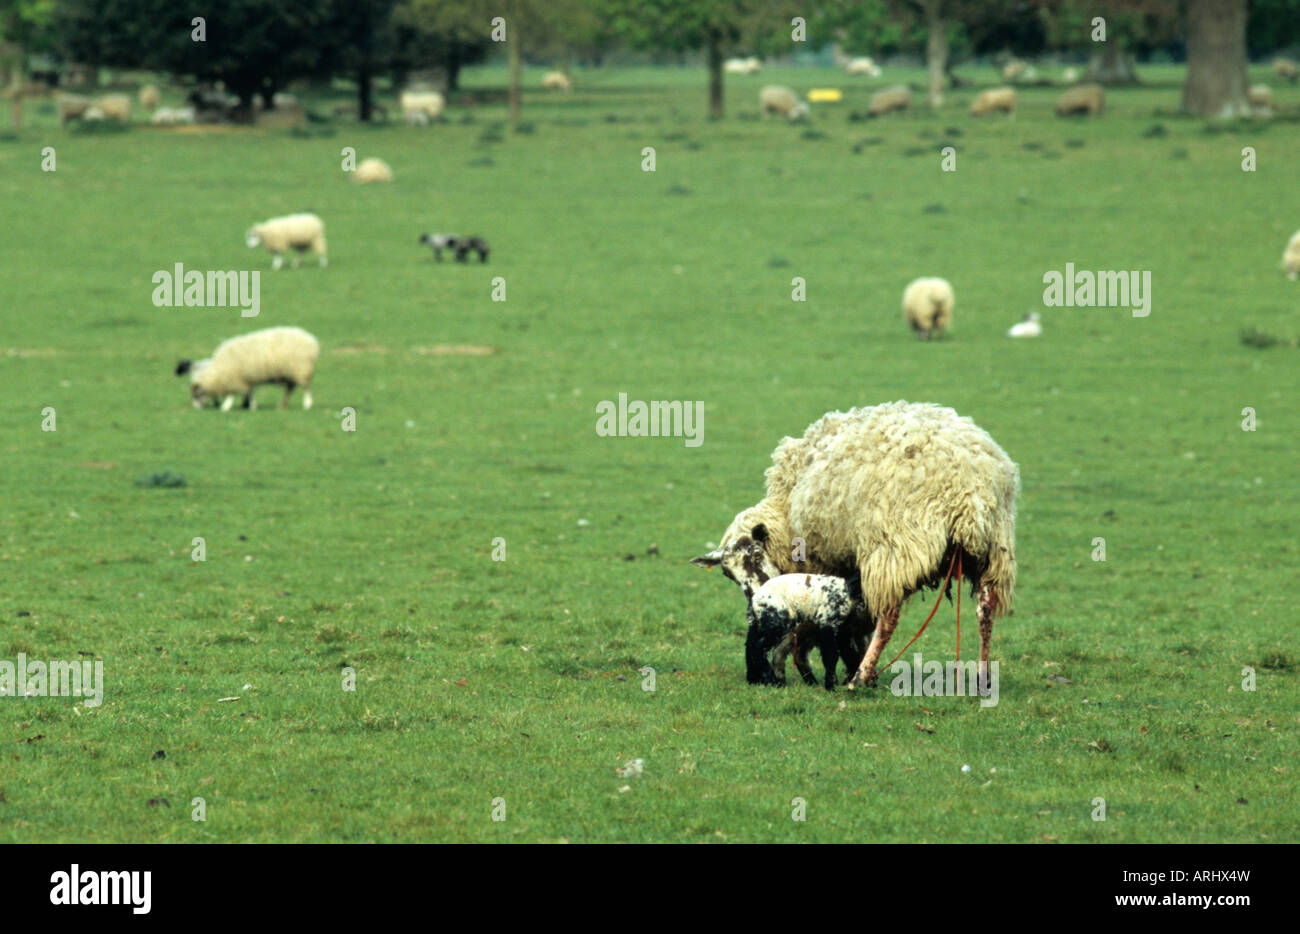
[
  {"left": 691, "top": 507, "right": 785, "bottom": 600},
  {"left": 245, "top": 229, "right": 262, "bottom": 248}
]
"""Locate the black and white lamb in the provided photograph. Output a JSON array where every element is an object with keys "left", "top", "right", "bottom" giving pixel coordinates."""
[
  {"left": 745, "top": 573, "right": 871, "bottom": 690},
  {"left": 419, "top": 233, "right": 490, "bottom": 263}
]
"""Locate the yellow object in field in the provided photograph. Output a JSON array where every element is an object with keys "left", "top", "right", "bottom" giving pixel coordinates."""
[{"left": 808, "top": 88, "right": 843, "bottom": 103}]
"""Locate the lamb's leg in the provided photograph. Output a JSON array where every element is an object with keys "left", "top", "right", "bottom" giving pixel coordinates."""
[
  {"left": 791, "top": 624, "right": 818, "bottom": 687},
  {"left": 847, "top": 605, "right": 900, "bottom": 690},
  {"left": 977, "top": 582, "right": 997, "bottom": 695},
  {"left": 818, "top": 627, "right": 840, "bottom": 691},
  {"left": 745, "top": 606, "right": 779, "bottom": 686}
]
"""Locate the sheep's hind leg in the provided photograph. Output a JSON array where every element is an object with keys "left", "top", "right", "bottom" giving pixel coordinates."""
[
  {"left": 977, "top": 582, "right": 997, "bottom": 696},
  {"left": 847, "top": 605, "right": 900, "bottom": 690},
  {"left": 280, "top": 381, "right": 295, "bottom": 409},
  {"left": 271, "top": 254, "right": 283, "bottom": 271},
  {"left": 302, "top": 388, "right": 313, "bottom": 410},
  {"left": 220, "top": 395, "right": 236, "bottom": 412}
]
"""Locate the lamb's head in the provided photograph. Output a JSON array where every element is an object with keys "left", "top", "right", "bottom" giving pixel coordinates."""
[{"left": 691, "top": 506, "right": 787, "bottom": 600}]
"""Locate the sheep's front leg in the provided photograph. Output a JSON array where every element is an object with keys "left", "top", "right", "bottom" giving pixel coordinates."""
[
  {"left": 280, "top": 382, "right": 295, "bottom": 409},
  {"left": 744, "top": 607, "right": 779, "bottom": 686},
  {"left": 847, "top": 605, "right": 899, "bottom": 690},
  {"left": 977, "top": 582, "right": 997, "bottom": 695},
  {"left": 817, "top": 628, "right": 840, "bottom": 691},
  {"left": 271, "top": 253, "right": 284, "bottom": 271},
  {"left": 220, "top": 395, "right": 236, "bottom": 412}
]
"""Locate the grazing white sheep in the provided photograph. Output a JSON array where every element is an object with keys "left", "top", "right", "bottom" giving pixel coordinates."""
[
  {"left": 1273, "top": 58, "right": 1298, "bottom": 83},
  {"left": 176, "top": 326, "right": 319, "bottom": 411},
  {"left": 1283, "top": 231, "right": 1300, "bottom": 280},
  {"left": 1056, "top": 83, "right": 1104, "bottom": 116},
  {"left": 902, "top": 277, "right": 954, "bottom": 340},
  {"left": 401, "top": 90, "right": 444, "bottom": 124},
  {"left": 746, "top": 573, "right": 871, "bottom": 690},
  {"left": 692, "top": 401, "right": 1019, "bottom": 693},
  {"left": 845, "top": 57, "right": 881, "bottom": 78},
  {"left": 1007, "top": 312, "right": 1042, "bottom": 338},
  {"left": 759, "top": 85, "right": 809, "bottom": 121},
  {"left": 139, "top": 84, "right": 160, "bottom": 110},
  {"left": 868, "top": 85, "right": 912, "bottom": 116},
  {"left": 969, "top": 87, "right": 1017, "bottom": 117},
  {"left": 245, "top": 213, "right": 327, "bottom": 270},
  {"left": 351, "top": 157, "right": 393, "bottom": 183},
  {"left": 1248, "top": 84, "right": 1273, "bottom": 114},
  {"left": 93, "top": 94, "right": 131, "bottom": 122},
  {"left": 543, "top": 71, "right": 572, "bottom": 91},
  {"left": 58, "top": 94, "right": 91, "bottom": 124}
]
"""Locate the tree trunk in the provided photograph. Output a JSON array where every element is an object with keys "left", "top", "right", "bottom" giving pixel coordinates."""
[
  {"left": 358, "top": 70, "right": 373, "bottom": 122},
  {"left": 923, "top": 0, "right": 947, "bottom": 108},
  {"left": 707, "top": 28, "right": 723, "bottom": 118},
  {"left": 508, "top": 26, "right": 521, "bottom": 124},
  {"left": 1085, "top": 43, "right": 1138, "bottom": 85},
  {"left": 1182, "top": 0, "right": 1249, "bottom": 117},
  {"left": 448, "top": 48, "right": 461, "bottom": 92}
]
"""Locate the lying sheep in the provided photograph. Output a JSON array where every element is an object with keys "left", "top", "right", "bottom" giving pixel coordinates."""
[
  {"left": 693, "top": 401, "right": 1019, "bottom": 693},
  {"left": 139, "top": 84, "right": 160, "bottom": 110},
  {"left": 401, "top": 90, "right": 444, "bottom": 125},
  {"left": 352, "top": 157, "right": 393, "bottom": 183},
  {"left": 543, "top": 71, "right": 572, "bottom": 92},
  {"left": 1274, "top": 58, "right": 1298, "bottom": 83},
  {"left": 1056, "top": 83, "right": 1104, "bottom": 116},
  {"left": 868, "top": 85, "right": 912, "bottom": 116},
  {"left": 902, "top": 277, "right": 954, "bottom": 340},
  {"left": 746, "top": 573, "right": 872, "bottom": 690},
  {"left": 845, "top": 57, "right": 881, "bottom": 78},
  {"left": 176, "top": 326, "right": 319, "bottom": 411},
  {"left": 759, "top": 85, "right": 810, "bottom": 121},
  {"left": 725, "top": 57, "right": 761, "bottom": 75},
  {"left": 970, "top": 87, "right": 1016, "bottom": 117},
  {"left": 419, "top": 233, "right": 490, "bottom": 263},
  {"left": 1283, "top": 231, "right": 1300, "bottom": 280},
  {"left": 151, "top": 106, "right": 196, "bottom": 126},
  {"left": 246, "top": 213, "right": 327, "bottom": 270}
]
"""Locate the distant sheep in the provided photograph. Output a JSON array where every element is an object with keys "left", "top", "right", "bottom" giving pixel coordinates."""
[
  {"left": 902, "top": 277, "right": 954, "bottom": 340},
  {"left": 1007, "top": 312, "right": 1041, "bottom": 338},
  {"left": 1002, "top": 60, "right": 1026, "bottom": 82},
  {"left": 58, "top": 94, "right": 91, "bottom": 124},
  {"left": 746, "top": 573, "right": 871, "bottom": 690},
  {"left": 868, "top": 85, "right": 912, "bottom": 116},
  {"left": 176, "top": 326, "right": 319, "bottom": 411},
  {"left": 420, "top": 233, "right": 489, "bottom": 263},
  {"left": 150, "top": 106, "right": 195, "bottom": 126},
  {"left": 139, "top": 84, "right": 160, "bottom": 110},
  {"left": 1061, "top": 66, "right": 1081, "bottom": 85},
  {"left": 1248, "top": 84, "right": 1273, "bottom": 113},
  {"left": 93, "top": 94, "right": 132, "bottom": 122},
  {"left": 725, "top": 57, "right": 762, "bottom": 75},
  {"left": 401, "top": 90, "right": 444, "bottom": 125},
  {"left": 692, "top": 401, "right": 1019, "bottom": 692},
  {"left": 352, "top": 157, "right": 393, "bottom": 183},
  {"left": 246, "top": 213, "right": 327, "bottom": 270},
  {"left": 1056, "top": 83, "right": 1104, "bottom": 116},
  {"left": 1283, "top": 231, "right": 1300, "bottom": 280},
  {"left": 543, "top": 71, "right": 572, "bottom": 91},
  {"left": 845, "top": 57, "right": 881, "bottom": 78},
  {"left": 759, "top": 85, "right": 809, "bottom": 121},
  {"left": 1274, "top": 58, "right": 1298, "bottom": 83},
  {"left": 970, "top": 87, "right": 1017, "bottom": 117}
]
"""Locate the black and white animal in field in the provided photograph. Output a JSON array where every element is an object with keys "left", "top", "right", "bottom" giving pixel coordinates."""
[
  {"left": 744, "top": 573, "right": 872, "bottom": 690},
  {"left": 419, "top": 233, "right": 490, "bottom": 263}
]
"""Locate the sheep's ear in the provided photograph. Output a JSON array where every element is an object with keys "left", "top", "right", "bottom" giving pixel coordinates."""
[
  {"left": 175, "top": 359, "right": 192, "bottom": 376},
  {"left": 751, "top": 523, "right": 768, "bottom": 543},
  {"left": 690, "top": 551, "right": 722, "bottom": 569}
]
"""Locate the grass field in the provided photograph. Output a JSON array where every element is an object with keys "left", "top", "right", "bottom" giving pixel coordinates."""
[{"left": 1, "top": 63, "right": 1297, "bottom": 843}]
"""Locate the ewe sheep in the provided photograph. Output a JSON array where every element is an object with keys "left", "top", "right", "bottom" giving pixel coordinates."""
[
  {"left": 352, "top": 157, "right": 394, "bottom": 183},
  {"left": 970, "top": 87, "right": 1017, "bottom": 117},
  {"left": 1274, "top": 58, "right": 1298, "bottom": 83},
  {"left": 176, "top": 326, "right": 319, "bottom": 411},
  {"left": 543, "top": 71, "right": 573, "bottom": 91},
  {"left": 139, "top": 84, "right": 160, "bottom": 110},
  {"left": 401, "top": 90, "right": 444, "bottom": 125},
  {"left": 725, "top": 57, "right": 762, "bottom": 75},
  {"left": 759, "top": 85, "right": 810, "bottom": 121},
  {"left": 693, "top": 402, "right": 1019, "bottom": 693},
  {"left": 1056, "top": 83, "right": 1104, "bottom": 116},
  {"left": 246, "top": 213, "right": 327, "bottom": 270},
  {"left": 868, "top": 85, "right": 912, "bottom": 116},
  {"left": 1283, "top": 231, "right": 1300, "bottom": 280},
  {"left": 746, "top": 573, "right": 871, "bottom": 691},
  {"left": 902, "top": 277, "right": 954, "bottom": 340}
]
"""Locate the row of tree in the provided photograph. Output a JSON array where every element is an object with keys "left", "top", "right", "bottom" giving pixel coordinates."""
[{"left": 2, "top": 0, "right": 1296, "bottom": 121}]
